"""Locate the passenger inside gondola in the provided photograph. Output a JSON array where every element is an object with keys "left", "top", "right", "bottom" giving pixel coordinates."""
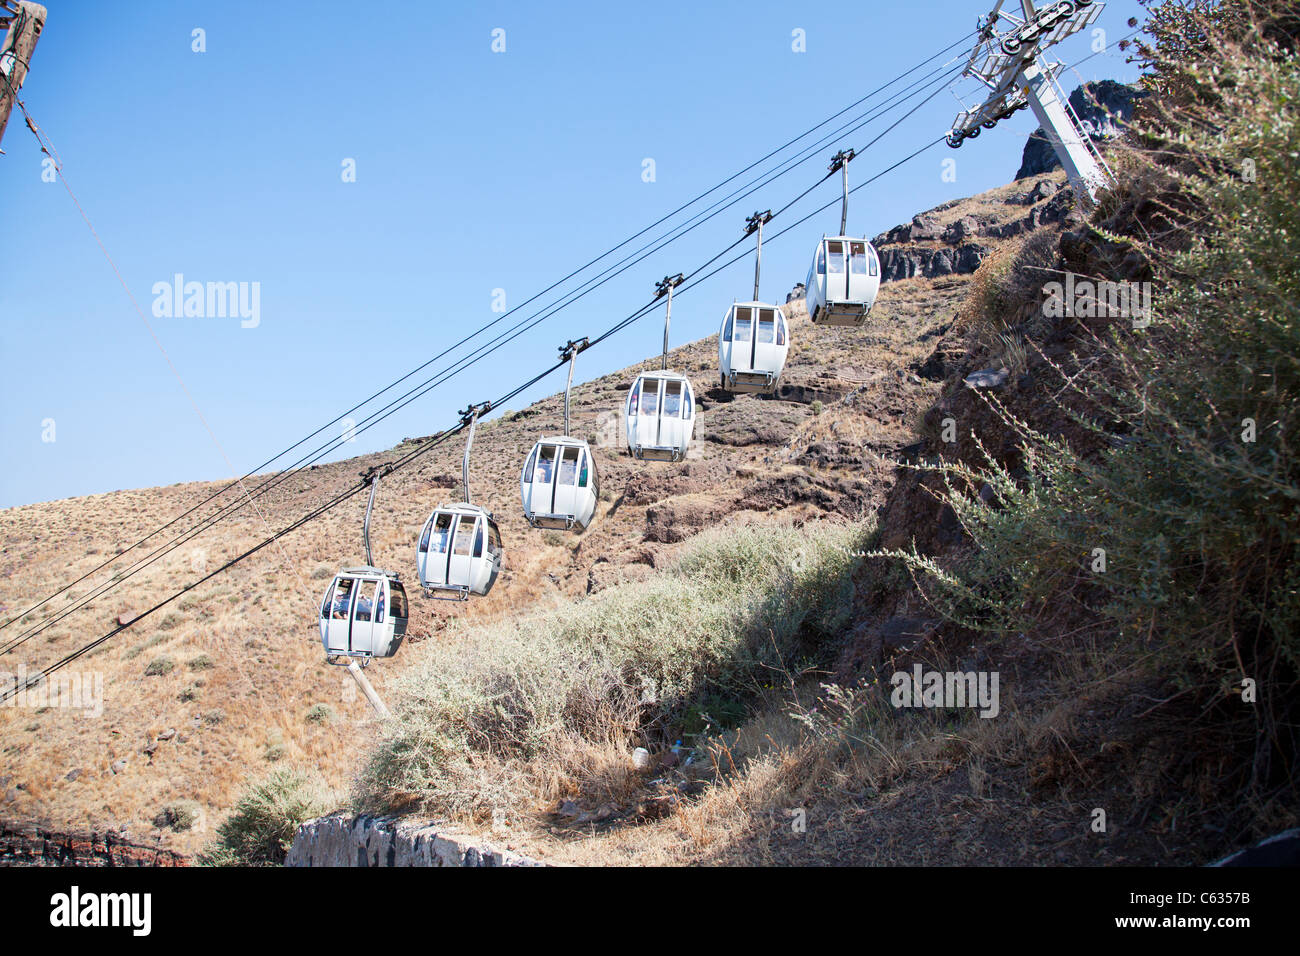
[
  {"left": 430, "top": 514, "right": 452, "bottom": 552},
  {"left": 663, "top": 385, "right": 679, "bottom": 416},
  {"left": 851, "top": 242, "right": 868, "bottom": 274},
  {"left": 332, "top": 578, "right": 353, "bottom": 619},
  {"left": 538, "top": 445, "right": 556, "bottom": 483},
  {"left": 558, "top": 446, "right": 579, "bottom": 484}
]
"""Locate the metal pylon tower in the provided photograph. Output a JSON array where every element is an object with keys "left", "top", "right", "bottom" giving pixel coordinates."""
[{"left": 946, "top": 1, "right": 1112, "bottom": 207}]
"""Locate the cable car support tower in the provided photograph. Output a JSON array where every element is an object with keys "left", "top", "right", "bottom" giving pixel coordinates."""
[{"left": 946, "top": 1, "right": 1113, "bottom": 208}]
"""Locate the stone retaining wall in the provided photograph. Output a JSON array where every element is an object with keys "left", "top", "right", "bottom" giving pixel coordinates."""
[{"left": 286, "top": 813, "right": 542, "bottom": 867}]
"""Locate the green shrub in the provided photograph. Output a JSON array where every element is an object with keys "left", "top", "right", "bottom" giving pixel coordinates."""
[
  {"left": 187, "top": 654, "right": 213, "bottom": 671},
  {"left": 196, "top": 769, "right": 334, "bottom": 866},
  {"left": 144, "top": 656, "right": 175, "bottom": 677},
  {"left": 877, "top": 19, "right": 1300, "bottom": 697},
  {"left": 153, "top": 800, "right": 202, "bottom": 832},
  {"left": 304, "top": 704, "right": 334, "bottom": 724}
]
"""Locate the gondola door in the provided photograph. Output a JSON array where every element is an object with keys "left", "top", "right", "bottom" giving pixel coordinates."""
[
  {"left": 351, "top": 578, "right": 380, "bottom": 654},
  {"left": 658, "top": 378, "right": 687, "bottom": 453},
  {"left": 419, "top": 512, "right": 455, "bottom": 589},
  {"left": 630, "top": 377, "right": 662, "bottom": 452},
  {"left": 847, "top": 240, "right": 876, "bottom": 306},
  {"left": 324, "top": 576, "right": 357, "bottom": 656},
  {"left": 825, "top": 239, "right": 849, "bottom": 301},
  {"left": 445, "top": 513, "right": 481, "bottom": 591},
  {"left": 551, "top": 445, "right": 584, "bottom": 521},
  {"left": 523, "top": 443, "right": 557, "bottom": 521},
  {"left": 751, "top": 307, "right": 784, "bottom": 380},
  {"left": 731, "top": 306, "right": 754, "bottom": 375}
]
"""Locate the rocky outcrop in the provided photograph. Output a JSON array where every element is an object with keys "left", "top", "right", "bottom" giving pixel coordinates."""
[
  {"left": 738, "top": 472, "right": 875, "bottom": 515},
  {"left": 878, "top": 244, "right": 990, "bottom": 282},
  {"left": 1016, "top": 80, "right": 1144, "bottom": 180},
  {"left": 285, "top": 813, "right": 541, "bottom": 867},
  {"left": 881, "top": 214, "right": 945, "bottom": 245},
  {"left": 702, "top": 402, "right": 801, "bottom": 447},
  {"left": 874, "top": 183, "right": 1079, "bottom": 283},
  {"left": 621, "top": 463, "right": 723, "bottom": 507},
  {"left": 586, "top": 559, "right": 653, "bottom": 595},
  {"left": 0, "top": 819, "right": 188, "bottom": 866},
  {"left": 644, "top": 495, "right": 731, "bottom": 544}
]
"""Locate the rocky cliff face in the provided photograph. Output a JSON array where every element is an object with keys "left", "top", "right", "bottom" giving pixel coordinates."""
[
  {"left": 1016, "top": 79, "right": 1144, "bottom": 180},
  {"left": 872, "top": 175, "right": 1076, "bottom": 282},
  {"left": 0, "top": 819, "right": 187, "bottom": 866}
]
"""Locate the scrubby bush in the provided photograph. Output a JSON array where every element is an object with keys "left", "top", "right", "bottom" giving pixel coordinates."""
[
  {"left": 196, "top": 769, "right": 334, "bottom": 866},
  {"left": 357, "top": 520, "right": 870, "bottom": 817},
  {"left": 304, "top": 704, "right": 334, "bottom": 724},
  {"left": 153, "top": 800, "right": 202, "bottom": 832},
  {"left": 876, "top": 1, "right": 1300, "bottom": 795},
  {"left": 144, "top": 656, "right": 175, "bottom": 677}
]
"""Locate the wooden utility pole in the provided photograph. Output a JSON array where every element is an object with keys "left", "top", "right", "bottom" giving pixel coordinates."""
[{"left": 0, "top": 1, "right": 46, "bottom": 153}]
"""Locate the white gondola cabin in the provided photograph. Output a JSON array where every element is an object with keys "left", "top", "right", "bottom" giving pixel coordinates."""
[
  {"left": 806, "top": 237, "right": 882, "bottom": 327},
  {"left": 417, "top": 503, "right": 503, "bottom": 599},
  {"left": 521, "top": 436, "right": 599, "bottom": 531},
  {"left": 626, "top": 371, "right": 696, "bottom": 461},
  {"left": 718, "top": 302, "right": 789, "bottom": 393},
  {"left": 318, "top": 567, "right": 408, "bottom": 662}
]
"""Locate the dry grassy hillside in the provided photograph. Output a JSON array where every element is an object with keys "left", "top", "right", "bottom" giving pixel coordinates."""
[{"left": 0, "top": 172, "right": 1065, "bottom": 856}]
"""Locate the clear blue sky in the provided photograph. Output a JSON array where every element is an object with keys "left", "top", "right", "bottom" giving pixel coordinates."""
[{"left": 0, "top": 0, "right": 1146, "bottom": 508}]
